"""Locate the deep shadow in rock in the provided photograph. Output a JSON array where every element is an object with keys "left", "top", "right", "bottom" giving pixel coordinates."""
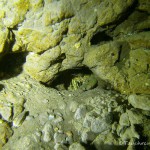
[
  {"left": 90, "top": 31, "right": 113, "bottom": 45},
  {"left": 49, "top": 67, "right": 95, "bottom": 90},
  {"left": 81, "top": 141, "right": 97, "bottom": 150},
  {"left": 134, "top": 124, "right": 150, "bottom": 150},
  {"left": 0, "top": 52, "right": 28, "bottom": 80},
  {"left": 0, "top": 84, "right": 4, "bottom": 91}
]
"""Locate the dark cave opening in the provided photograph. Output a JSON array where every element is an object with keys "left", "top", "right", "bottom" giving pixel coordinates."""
[
  {"left": 50, "top": 67, "right": 96, "bottom": 90},
  {"left": 140, "top": 28, "right": 150, "bottom": 32},
  {"left": 134, "top": 124, "right": 149, "bottom": 150},
  {"left": 90, "top": 31, "right": 113, "bottom": 45},
  {"left": 81, "top": 141, "right": 97, "bottom": 150},
  {"left": 0, "top": 52, "right": 28, "bottom": 80}
]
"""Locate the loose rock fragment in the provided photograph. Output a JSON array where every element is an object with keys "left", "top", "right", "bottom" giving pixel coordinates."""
[
  {"left": 13, "top": 111, "right": 28, "bottom": 127},
  {"left": 69, "top": 143, "right": 85, "bottom": 150},
  {"left": 127, "top": 109, "right": 145, "bottom": 125},
  {"left": 128, "top": 94, "right": 150, "bottom": 111},
  {"left": 54, "top": 132, "right": 66, "bottom": 144},
  {"left": 119, "top": 112, "right": 130, "bottom": 126},
  {"left": 0, "top": 104, "right": 12, "bottom": 121},
  {"left": 91, "top": 116, "right": 111, "bottom": 133},
  {"left": 42, "top": 122, "right": 53, "bottom": 142},
  {"left": 74, "top": 105, "right": 86, "bottom": 120}
]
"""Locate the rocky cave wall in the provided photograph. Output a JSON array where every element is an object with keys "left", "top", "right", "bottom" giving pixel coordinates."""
[
  {"left": 0, "top": 0, "right": 150, "bottom": 150},
  {"left": 0, "top": 0, "right": 150, "bottom": 94}
]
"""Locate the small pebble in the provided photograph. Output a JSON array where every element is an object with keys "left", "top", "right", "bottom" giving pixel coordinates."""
[
  {"left": 26, "top": 115, "right": 34, "bottom": 120},
  {"left": 54, "top": 132, "right": 66, "bottom": 144},
  {"left": 48, "top": 114, "right": 55, "bottom": 120},
  {"left": 74, "top": 105, "right": 86, "bottom": 120}
]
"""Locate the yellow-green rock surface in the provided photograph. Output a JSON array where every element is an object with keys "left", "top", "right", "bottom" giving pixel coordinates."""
[
  {"left": 0, "top": 121, "right": 13, "bottom": 149},
  {"left": 0, "top": 0, "right": 149, "bottom": 94}
]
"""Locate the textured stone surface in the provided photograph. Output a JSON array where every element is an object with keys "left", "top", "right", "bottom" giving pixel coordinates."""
[
  {"left": 74, "top": 105, "right": 86, "bottom": 120},
  {"left": 0, "top": 0, "right": 149, "bottom": 94},
  {"left": 0, "top": 105, "right": 12, "bottom": 121},
  {"left": 119, "top": 113, "right": 130, "bottom": 126},
  {"left": 137, "top": 0, "right": 150, "bottom": 13},
  {"left": 127, "top": 109, "right": 145, "bottom": 125},
  {"left": 24, "top": 46, "right": 62, "bottom": 82},
  {"left": 0, "top": 1, "right": 150, "bottom": 149},
  {"left": 119, "top": 125, "right": 139, "bottom": 141},
  {"left": 69, "top": 143, "right": 85, "bottom": 150},
  {"left": 0, "top": 72, "right": 149, "bottom": 149},
  {"left": 127, "top": 48, "right": 150, "bottom": 94},
  {"left": 0, "top": 0, "right": 29, "bottom": 28},
  {"left": 93, "top": 133, "right": 120, "bottom": 150},
  {"left": 0, "top": 23, "right": 13, "bottom": 61},
  {"left": 0, "top": 121, "right": 13, "bottom": 149},
  {"left": 128, "top": 94, "right": 150, "bottom": 111}
]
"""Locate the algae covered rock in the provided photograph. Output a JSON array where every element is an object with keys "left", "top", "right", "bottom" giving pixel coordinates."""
[
  {"left": 127, "top": 48, "right": 150, "bottom": 94},
  {"left": 93, "top": 133, "right": 121, "bottom": 150},
  {"left": 119, "top": 113, "right": 130, "bottom": 126},
  {"left": 0, "top": 23, "right": 12, "bottom": 56},
  {"left": 0, "top": 0, "right": 140, "bottom": 94},
  {"left": 24, "top": 46, "right": 62, "bottom": 83},
  {"left": 0, "top": 0, "right": 29, "bottom": 28},
  {"left": 12, "top": 0, "right": 72, "bottom": 53},
  {"left": 13, "top": 19, "right": 69, "bottom": 53},
  {"left": 137, "top": 0, "right": 150, "bottom": 13},
  {"left": 0, "top": 0, "right": 150, "bottom": 95},
  {"left": 0, "top": 120, "right": 13, "bottom": 149},
  {"left": 69, "top": 143, "right": 85, "bottom": 150},
  {"left": 84, "top": 37, "right": 150, "bottom": 94},
  {"left": 0, "top": 1, "right": 150, "bottom": 147},
  {"left": 128, "top": 94, "right": 150, "bottom": 111},
  {"left": 127, "top": 109, "right": 145, "bottom": 125},
  {"left": 0, "top": 104, "right": 12, "bottom": 122},
  {"left": 83, "top": 41, "right": 130, "bottom": 93}
]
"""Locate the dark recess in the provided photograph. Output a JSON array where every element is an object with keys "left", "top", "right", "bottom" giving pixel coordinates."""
[
  {"left": 51, "top": 53, "right": 66, "bottom": 65},
  {"left": 114, "top": 43, "right": 130, "bottom": 69},
  {"left": 49, "top": 67, "right": 93, "bottom": 90},
  {"left": 134, "top": 124, "right": 149, "bottom": 150},
  {"left": 140, "top": 28, "right": 150, "bottom": 32},
  {"left": 0, "top": 84, "right": 4, "bottom": 91},
  {"left": 90, "top": 31, "right": 113, "bottom": 45},
  {"left": 81, "top": 141, "right": 97, "bottom": 150},
  {"left": 0, "top": 52, "right": 28, "bottom": 80}
]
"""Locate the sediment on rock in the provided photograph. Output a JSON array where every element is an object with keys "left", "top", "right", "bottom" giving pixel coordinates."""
[{"left": 0, "top": 0, "right": 150, "bottom": 150}]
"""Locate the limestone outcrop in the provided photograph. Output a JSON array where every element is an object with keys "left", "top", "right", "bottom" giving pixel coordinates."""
[
  {"left": 0, "top": 1, "right": 150, "bottom": 149},
  {"left": 0, "top": 0, "right": 149, "bottom": 94}
]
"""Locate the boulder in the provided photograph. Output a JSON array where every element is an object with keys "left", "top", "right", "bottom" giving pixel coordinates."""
[{"left": 128, "top": 94, "right": 150, "bottom": 111}]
